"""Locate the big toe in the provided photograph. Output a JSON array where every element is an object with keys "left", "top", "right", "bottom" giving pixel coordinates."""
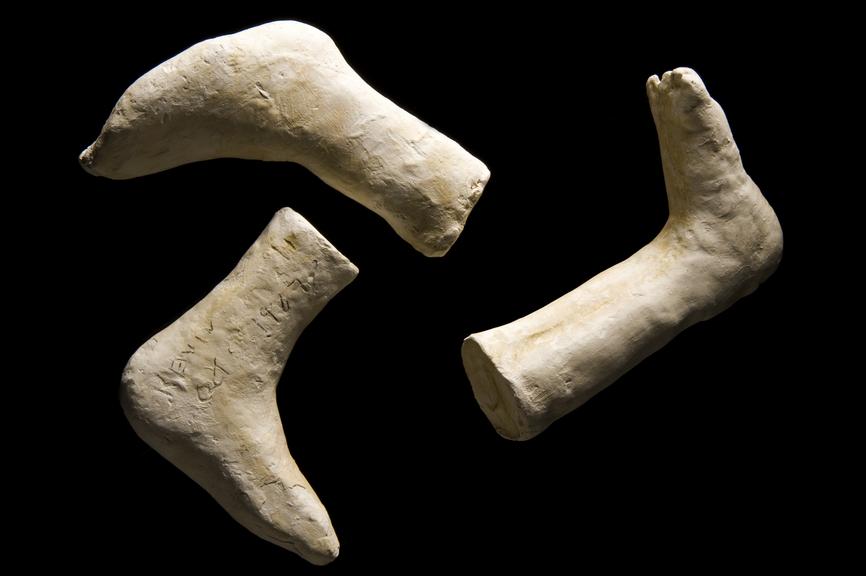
[
  {"left": 651, "top": 67, "right": 719, "bottom": 133},
  {"left": 663, "top": 68, "right": 710, "bottom": 108},
  {"left": 295, "top": 527, "right": 340, "bottom": 566},
  {"left": 262, "top": 481, "right": 340, "bottom": 564}
]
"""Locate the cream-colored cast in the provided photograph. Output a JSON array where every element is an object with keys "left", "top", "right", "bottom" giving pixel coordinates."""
[
  {"left": 121, "top": 208, "right": 356, "bottom": 563},
  {"left": 463, "top": 68, "right": 783, "bottom": 440},
  {"left": 80, "top": 21, "right": 489, "bottom": 256}
]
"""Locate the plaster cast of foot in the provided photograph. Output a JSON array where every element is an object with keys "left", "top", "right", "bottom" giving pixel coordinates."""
[
  {"left": 80, "top": 21, "right": 489, "bottom": 257},
  {"left": 121, "top": 208, "right": 357, "bottom": 563},
  {"left": 462, "top": 68, "right": 783, "bottom": 441}
]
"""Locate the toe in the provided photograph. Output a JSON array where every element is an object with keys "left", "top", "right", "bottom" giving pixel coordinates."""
[
  {"left": 263, "top": 480, "right": 340, "bottom": 564},
  {"left": 657, "top": 68, "right": 708, "bottom": 99},
  {"left": 300, "top": 531, "right": 340, "bottom": 566},
  {"left": 653, "top": 67, "right": 712, "bottom": 122},
  {"left": 646, "top": 74, "right": 660, "bottom": 99},
  {"left": 660, "top": 69, "right": 674, "bottom": 90},
  {"left": 672, "top": 67, "right": 701, "bottom": 85},
  {"left": 674, "top": 68, "right": 709, "bottom": 100}
]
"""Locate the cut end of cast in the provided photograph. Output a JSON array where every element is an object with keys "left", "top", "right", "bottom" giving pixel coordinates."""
[
  {"left": 461, "top": 336, "right": 540, "bottom": 441},
  {"left": 416, "top": 164, "right": 491, "bottom": 257}
]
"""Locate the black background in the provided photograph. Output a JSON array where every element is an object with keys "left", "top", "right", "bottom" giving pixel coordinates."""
[{"left": 52, "top": 7, "right": 824, "bottom": 571}]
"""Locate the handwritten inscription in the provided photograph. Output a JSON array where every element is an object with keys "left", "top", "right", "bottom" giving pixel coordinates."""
[
  {"left": 284, "top": 278, "right": 309, "bottom": 293},
  {"left": 170, "top": 358, "right": 187, "bottom": 375},
  {"left": 185, "top": 254, "right": 320, "bottom": 403},
  {"left": 260, "top": 307, "right": 279, "bottom": 323},
  {"left": 195, "top": 320, "right": 214, "bottom": 344},
  {"left": 157, "top": 372, "right": 187, "bottom": 392},
  {"left": 213, "top": 358, "right": 230, "bottom": 384},
  {"left": 253, "top": 318, "right": 271, "bottom": 336},
  {"left": 197, "top": 357, "right": 231, "bottom": 402}
]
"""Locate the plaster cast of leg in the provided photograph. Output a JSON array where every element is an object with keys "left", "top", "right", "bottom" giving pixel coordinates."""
[
  {"left": 79, "top": 21, "right": 489, "bottom": 257},
  {"left": 462, "top": 68, "right": 783, "bottom": 441},
  {"left": 121, "top": 208, "right": 357, "bottom": 563}
]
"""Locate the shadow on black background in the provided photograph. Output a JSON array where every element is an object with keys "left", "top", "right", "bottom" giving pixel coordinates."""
[{"left": 51, "top": 7, "right": 820, "bottom": 572}]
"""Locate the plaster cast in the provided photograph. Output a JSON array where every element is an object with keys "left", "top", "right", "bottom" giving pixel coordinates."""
[
  {"left": 80, "top": 21, "right": 489, "bottom": 257},
  {"left": 121, "top": 208, "right": 356, "bottom": 564},
  {"left": 463, "top": 68, "right": 783, "bottom": 441}
]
